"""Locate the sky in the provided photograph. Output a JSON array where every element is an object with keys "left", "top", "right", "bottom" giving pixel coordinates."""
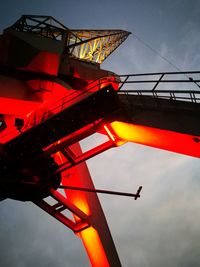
[{"left": 1, "top": 0, "right": 200, "bottom": 266}]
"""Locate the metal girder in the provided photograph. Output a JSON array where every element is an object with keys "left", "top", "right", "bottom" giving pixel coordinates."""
[
  {"left": 34, "top": 188, "right": 91, "bottom": 232},
  {"left": 6, "top": 15, "right": 130, "bottom": 64},
  {"left": 7, "top": 15, "right": 69, "bottom": 40},
  {"left": 67, "top": 29, "right": 131, "bottom": 63}
]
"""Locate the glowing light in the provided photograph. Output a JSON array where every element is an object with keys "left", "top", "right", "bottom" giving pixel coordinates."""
[
  {"left": 109, "top": 121, "right": 200, "bottom": 158},
  {"left": 80, "top": 227, "right": 110, "bottom": 267},
  {"left": 54, "top": 145, "right": 111, "bottom": 267},
  {"left": 0, "top": 97, "right": 40, "bottom": 115},
  {"left": 103, "top": 125, "right": 116, "bottom": 142},
  {"left": 72, "top": 197, "right": 90, "bottom": 216},
  {"left": 86, "top": 77, "right": 119, "bottom": 92},
  {"left": 19, "top": 51, "right": 60, "bottom": 75},
  {"left": 103, "top": 124, "right": 126, "bottom": 146}
]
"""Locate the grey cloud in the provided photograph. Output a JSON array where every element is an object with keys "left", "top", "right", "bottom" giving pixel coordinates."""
[{"left": 1, "top": 1, "right": 200, "bottom": 267}]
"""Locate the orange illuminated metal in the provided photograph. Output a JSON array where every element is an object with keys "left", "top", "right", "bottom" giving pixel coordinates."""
[
  {"left": 54, "top": 144, "right": 114, "bottom": 267},
  {"left": 0, "top": 97, "right": 40, "bottom": 115},
  {"left": 19, "top": 51, "right": 60, "bottom": 75},
  {"left": 103, "top": 124, "right": 126, "bottom": 146},
  {"left": 0, "top": 15, "right": 131, "bottom": 267},
  {"left": 79, "top": 227, "right": 110, "bottom": 267},
  {"left": 103, "top": 125, "right": 116, "bottom": 142},
  {"left": 3, "top": 14, "right": 200, "bottom": 267},
  {"left": 109, "top": 121, "right": 200, "bottom": 158}
]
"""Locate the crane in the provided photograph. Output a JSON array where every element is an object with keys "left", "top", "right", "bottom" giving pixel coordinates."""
[{"left": 1, "top": 15, "right": 200, "bottom": 267}]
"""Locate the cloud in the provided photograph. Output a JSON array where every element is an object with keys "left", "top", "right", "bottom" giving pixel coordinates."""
[
  {"left": 85, "top": 140, "right": 200, "bottom": 267},
  {"left": 1, "top": 2, "right": 200, "bottom": 267},
  {"left": 0, "top": 201, "right": 89, "bottom": 267}
]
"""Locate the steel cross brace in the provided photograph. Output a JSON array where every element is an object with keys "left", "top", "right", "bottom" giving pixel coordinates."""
[{"left": 34, "top": 188, "right": 91, "bottom": 232}]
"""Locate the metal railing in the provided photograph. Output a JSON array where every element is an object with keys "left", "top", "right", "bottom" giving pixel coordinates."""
[
  {"left": 26, "top": 71, "right": 200, "bottom": 128},
  {"left": 1, "top": 71, "right": 200, "bottom": 143},
  {"left": 25, "top": 76, "right": 120, "bottom": 129},
  {"left": 117, "top": 89, "right": 200, "bottom": 103},
  {"left": 118, "top": 71, "right": 200, "bottom": 88},
  {"left": 117, "top": 71, "right": 200, "bottom": 103}
]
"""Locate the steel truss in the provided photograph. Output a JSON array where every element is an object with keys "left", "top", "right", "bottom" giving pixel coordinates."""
[
  {"left": 7, "top": 15, "right": 130, "bottom": 64},
  {"left": 33, "top": 125, "right": 116, "bottom": 232}
]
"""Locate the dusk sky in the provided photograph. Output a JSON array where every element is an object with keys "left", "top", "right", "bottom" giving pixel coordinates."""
[{"left": 1, "top": 1, "right": 200, "bottom": 267}]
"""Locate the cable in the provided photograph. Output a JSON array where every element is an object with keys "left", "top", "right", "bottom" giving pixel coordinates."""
[
  {"left": 133, "top": 33, "right": 191, "bottom": 80},
  {"left": 132, "top": 33, "right": 200, "bottom": 90}
]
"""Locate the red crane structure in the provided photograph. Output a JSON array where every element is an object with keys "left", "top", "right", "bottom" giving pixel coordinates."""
[{"left": 1, "top": 15, "right": 200, "bottom": 266}]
